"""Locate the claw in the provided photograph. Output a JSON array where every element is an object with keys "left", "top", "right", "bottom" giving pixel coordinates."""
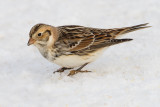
[
  {"left": 53, "top": 67, "right": 72, "bottom": 74},
  {"left": 53, "top": 68, "right": 64, "bottom": 73},
  {"left": 68, "top": 70, "right": 91, "bottom": 76}
]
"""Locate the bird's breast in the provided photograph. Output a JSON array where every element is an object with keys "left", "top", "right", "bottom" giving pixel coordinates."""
[{"left": 36, "top": 45, "right": 57, "bottom": 61}]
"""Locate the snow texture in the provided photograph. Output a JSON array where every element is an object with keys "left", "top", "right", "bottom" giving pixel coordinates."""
[{"left": 0, "top": 0, "right": 159, "bottom": 107}]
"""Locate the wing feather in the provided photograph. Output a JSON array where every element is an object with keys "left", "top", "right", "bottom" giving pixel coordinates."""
[{"left": 57, "top": 23, "right": 149, "bottom": 53}]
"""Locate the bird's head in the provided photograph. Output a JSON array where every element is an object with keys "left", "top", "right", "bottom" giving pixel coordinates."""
[{"left": 28, "top": 23, "right": 58, "bottom": 47}]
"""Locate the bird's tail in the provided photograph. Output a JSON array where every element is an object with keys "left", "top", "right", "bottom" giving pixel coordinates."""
[
  {"left": 101, "top": 23, "right": 151, "bottom": 46},
  {"left": 115, "top": 23, "right": 151, "bottom": 36}
]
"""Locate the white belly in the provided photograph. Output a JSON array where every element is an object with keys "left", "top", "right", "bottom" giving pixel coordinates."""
[{"left": 53, "top": 49, "right": 106, "bottom": 68}]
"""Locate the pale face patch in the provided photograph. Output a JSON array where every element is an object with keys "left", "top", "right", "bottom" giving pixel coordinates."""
[{"left": 47, "top": 35, "right": 55, "bottom": 47}]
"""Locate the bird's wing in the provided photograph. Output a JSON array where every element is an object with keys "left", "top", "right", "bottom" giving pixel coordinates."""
[{"left": 57, "top": 23, "right": 149, "bottom": 52}]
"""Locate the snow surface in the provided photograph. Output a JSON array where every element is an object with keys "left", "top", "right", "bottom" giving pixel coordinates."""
[{"left": 0, "top": 0, "right": 159, "bottom": 107}]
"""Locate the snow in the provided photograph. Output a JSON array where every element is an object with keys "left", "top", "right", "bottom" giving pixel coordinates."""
[{"left": 0, "top": 0, "right": 159, "bottom": 107}]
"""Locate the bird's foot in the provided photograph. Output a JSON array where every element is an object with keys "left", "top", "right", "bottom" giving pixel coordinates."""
[
  {"left": 53, "top": 67, "right": 72, "bottom": 73},
  {"left": 68, "top": 70, "right": 91, "bottom": 76}
]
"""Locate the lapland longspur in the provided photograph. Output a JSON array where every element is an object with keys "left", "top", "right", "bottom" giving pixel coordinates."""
[{"left": 28, "top": 23, "right": 150, "bottom": 76}]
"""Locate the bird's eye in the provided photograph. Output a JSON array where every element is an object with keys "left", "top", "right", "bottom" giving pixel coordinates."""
[{"left": 38, "top": 33, "right": 42, "bottom": 36}]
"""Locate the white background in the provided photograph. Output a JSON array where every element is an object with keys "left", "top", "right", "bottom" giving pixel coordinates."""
[{"left": 0, "top": 0, "right": 159, "bottom": 107}]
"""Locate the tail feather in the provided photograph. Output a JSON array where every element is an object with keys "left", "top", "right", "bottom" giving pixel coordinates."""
[
  {"left": 90, "top": 38, "right": 133, "bottom": 49},
  {"left": 118, "top": 23, "right": 151, "bottom": 35},
  {"left": 106, "top": 38, "right": 133, "bottom": 46}
]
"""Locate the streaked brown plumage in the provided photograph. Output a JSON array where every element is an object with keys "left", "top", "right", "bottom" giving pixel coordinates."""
[{"left": 28, "top": 23, "right": 150, "bottom": 76}]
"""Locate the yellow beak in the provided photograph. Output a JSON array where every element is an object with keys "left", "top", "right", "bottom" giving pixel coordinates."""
[{"left": 27, "top": 38, "right": 36, "bottom": 46}]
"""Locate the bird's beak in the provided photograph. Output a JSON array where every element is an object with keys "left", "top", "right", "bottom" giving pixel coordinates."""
[{"left": 27, "top": 38, "right": 36, "bottom": 46}]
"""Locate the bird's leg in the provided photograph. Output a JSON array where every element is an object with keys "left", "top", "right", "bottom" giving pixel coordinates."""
[
  {"left": 54, "top": 67, "right": 72, "bottom": 73},
  {"left": 68, "top": 63, "right": 91, "bottom": 76}
]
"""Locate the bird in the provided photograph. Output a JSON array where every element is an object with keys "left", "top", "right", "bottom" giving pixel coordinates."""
[{"left": 28, "top": 23, "right": 150, "bottom": 76}]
